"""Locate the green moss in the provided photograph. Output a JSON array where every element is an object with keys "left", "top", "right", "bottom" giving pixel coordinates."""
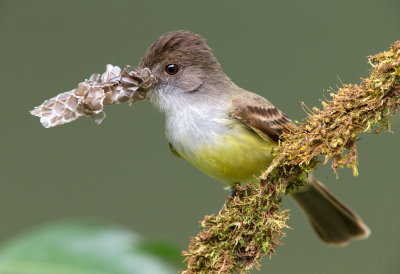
[
  {"left": 264, "top": 41, "right": 400, "bottom": 182},
  {"left": 183, "top": 41, "right": 400, "bottom": 273},
  {"left": 182, "top": 184, "right": 290, "bottom": 273}
]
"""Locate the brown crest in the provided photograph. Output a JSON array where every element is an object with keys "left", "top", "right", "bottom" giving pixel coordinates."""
[{"left": 140, "top": 30, "right": 219, "bottom": 70}]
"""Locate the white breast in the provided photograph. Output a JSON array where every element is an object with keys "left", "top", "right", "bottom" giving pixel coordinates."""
[
  {"left": 165, "top": 101, "right": 232, "bottom": 156},
  {"left": 148, "top": 83, "right": 237, "bottom": 156}
]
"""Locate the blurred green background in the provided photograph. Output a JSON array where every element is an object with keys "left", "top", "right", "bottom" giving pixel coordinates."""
[{"left": 1, "top": 0, "right": 400, "bottom": 273}]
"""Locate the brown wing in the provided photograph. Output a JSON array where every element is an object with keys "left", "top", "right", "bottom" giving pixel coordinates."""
[{"left": 232, "top": 92, "right": 295, "bottom": 142}]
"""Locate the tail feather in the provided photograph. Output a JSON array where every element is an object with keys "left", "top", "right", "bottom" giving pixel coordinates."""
[{"left": 291, "top": 176, "right": 370, "bottom": 246}]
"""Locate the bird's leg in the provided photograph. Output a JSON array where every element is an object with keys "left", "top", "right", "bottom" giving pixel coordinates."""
[{"left": 229, "top": 184, "right": 239, "bottom": 197}]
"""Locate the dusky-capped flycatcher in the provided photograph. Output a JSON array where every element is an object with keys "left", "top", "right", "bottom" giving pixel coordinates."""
[{"left": 132, "top": 30, "right": 371, "bottom": 246}]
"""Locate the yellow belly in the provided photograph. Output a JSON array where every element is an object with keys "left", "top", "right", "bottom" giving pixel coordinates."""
[{"left": 179, "top": 128, "right": 276, "bottom": 185}]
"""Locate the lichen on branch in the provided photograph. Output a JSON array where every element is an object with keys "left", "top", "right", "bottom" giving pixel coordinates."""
[{"left": 182, "top": 41, "right": 400, "bottom": 273}]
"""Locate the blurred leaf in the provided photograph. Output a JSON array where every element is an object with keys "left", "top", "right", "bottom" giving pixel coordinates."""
[
  {"left": 137, "top": 240, "right": 184, "bottom": 268},
  {"left": 0, "top": 219, "right": 179, "bottom": 274}
]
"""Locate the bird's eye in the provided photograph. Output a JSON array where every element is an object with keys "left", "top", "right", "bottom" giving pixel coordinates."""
[{"left": 165, "top": 64, "right": 179, "bottom": 75}]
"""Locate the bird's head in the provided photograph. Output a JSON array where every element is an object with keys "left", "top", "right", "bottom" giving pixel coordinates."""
[{"left": 137, "top": 31, "right": 233, "bottom": 112}]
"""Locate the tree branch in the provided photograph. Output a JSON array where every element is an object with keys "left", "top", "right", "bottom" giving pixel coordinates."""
[{"left": 182, "top": 41, "right": 400, "bottom": 273}]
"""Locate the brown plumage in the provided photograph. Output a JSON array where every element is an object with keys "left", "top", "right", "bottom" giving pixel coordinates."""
[
  {"left": 140, "top": 30, "right": 219, "bottom": 70},
  {"left": 232, "top": 92, "right": 295, "bottom": 142},
  {"left": 292, "top": 176, "right": 370, "bottom": 245}
]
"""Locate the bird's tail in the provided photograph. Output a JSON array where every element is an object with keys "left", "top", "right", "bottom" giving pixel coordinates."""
[{"left": 291, "top": 175, "right": 370, "bottom": 246}]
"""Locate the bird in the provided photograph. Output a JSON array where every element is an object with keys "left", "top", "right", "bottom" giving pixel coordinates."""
[{"left": 134, "top": 30, "right": 370, "bottom": 246}]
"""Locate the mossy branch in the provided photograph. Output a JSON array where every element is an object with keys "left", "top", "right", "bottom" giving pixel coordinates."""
[{"left": 182, "top": 41, "right": 400, "bottom": 273}]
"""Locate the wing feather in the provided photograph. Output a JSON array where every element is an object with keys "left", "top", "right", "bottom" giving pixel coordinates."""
[{"left": 232, "top": 92, "right": 295, "bottom": 142}]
